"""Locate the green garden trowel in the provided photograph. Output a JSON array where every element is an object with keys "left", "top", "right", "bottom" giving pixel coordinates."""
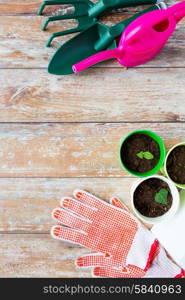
[
  {"left": 48, "top": 2, "right": 166, "bottom": 75},
  {"left": 38, "top": 0, "right": 159, "bottom": 46}
]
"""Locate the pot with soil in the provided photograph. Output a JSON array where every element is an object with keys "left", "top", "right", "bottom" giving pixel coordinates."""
[
  {"left": 131, "top": 175, "right": 179, "bottom": 225},
  {"left": 119, "top": 130, "right": 166, "bottom": 177},
  {"left": 163, "top": 142, "right": 185, "bottom": 189}
]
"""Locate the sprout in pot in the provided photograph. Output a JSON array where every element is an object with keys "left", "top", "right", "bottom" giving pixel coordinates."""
[
  {"left": 133, "top": 178, "right": 172, "bottom": 218},
  {"left": 166, "top": 145, "right": 185, "bottom": 184},
  {"left": 120, "top": 133, "right": 160, "bottom": 174}
]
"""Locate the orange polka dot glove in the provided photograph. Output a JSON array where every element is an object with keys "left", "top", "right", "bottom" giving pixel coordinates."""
[
  {"left": 75, "top": 196, "right": 184, "bottom": 278},
  {"left": 51, "top": 189, "right": 160, "bottom": 273},
  {"left": 77, "top": 247, "right": 184, "bottom": 278}
]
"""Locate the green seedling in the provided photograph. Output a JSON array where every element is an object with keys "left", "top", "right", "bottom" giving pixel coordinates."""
[
  {"left": 136, "top": 151, "right": 154, "bottom": 160},
  {"left": 154, "top": 188, "right": 169, "bottom": 205}
]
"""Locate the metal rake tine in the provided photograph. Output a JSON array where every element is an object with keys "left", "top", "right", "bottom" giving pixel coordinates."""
[
  {"left": 42, "top": 13, "right": 84, "bottom": 30},
  {"left": 46, "top": 27, "right": 81, "bottom": 47},
  {"left": 38, "top": 0, "right": 90, "bottom": 15}
]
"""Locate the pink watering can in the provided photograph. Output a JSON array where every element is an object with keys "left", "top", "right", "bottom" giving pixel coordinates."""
[{"left": 73, "top": 1, "right": 185, "bottom": 72}]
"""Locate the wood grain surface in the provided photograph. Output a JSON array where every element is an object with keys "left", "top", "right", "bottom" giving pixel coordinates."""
[
  {"left": 0, "top": 234, "right": 91, "bottom": 277},
  {"left": 0, "top": 123, "right": 184, "bottom": 177},
  {"left": 0, "top": 68, "right": 185, "bottom": 122},
  {"left": 0, "top": 16, "right": 184, "bottom": 68},
  {"left": 0, "top": 177, "right": 135, "bottom": 232},
  {"left": 0, "top": 0, "right": 185, "bottom": 278}
]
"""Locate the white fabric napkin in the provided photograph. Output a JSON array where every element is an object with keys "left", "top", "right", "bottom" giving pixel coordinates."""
[{"left": 151, "top": 190, "right": 185, "bottom": 268}]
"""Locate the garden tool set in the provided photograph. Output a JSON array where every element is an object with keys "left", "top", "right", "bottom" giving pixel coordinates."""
[
  {"left": 51, "top": 189, "right": 184, "bottom": 277},
  {"left": 73, "top": 1, "right": 185, "bottom": 72},
  {"left": 38, "top": 0, "right": 185, "bottom": 75},
  {"left": 38, "top": 0, "right": 159, "bottom": 46},
  {"left": 48, "top": 4, "right": 163, "bottom": 75}
]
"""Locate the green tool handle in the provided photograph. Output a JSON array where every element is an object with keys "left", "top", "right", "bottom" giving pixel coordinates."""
[
  {"left": 95, "top": 4, "right": 159, "bottom": 51},
  {"left": 88, "top": 0, "right": 157, "bottom": 18}
]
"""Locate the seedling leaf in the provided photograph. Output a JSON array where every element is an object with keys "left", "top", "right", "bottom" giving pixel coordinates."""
[
  {"left": 136, "top": 151, "right": 154, "bottom": 160},
  {"left": 154, "top": 188, "right": 169, "bottom": 205},
  {"left": 143, "top": 152, "right": 154, "bottom": 160},
  {"left": 136, "top": 151, "right": 144, "bottom": 159}
]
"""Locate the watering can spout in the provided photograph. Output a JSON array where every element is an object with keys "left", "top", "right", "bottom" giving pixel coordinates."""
[
  {"left": 73, "top": 49, "right": 119, "bottom": 73},
  {"left": 167, "top": 1, "right": 185, "bottom": 23}
]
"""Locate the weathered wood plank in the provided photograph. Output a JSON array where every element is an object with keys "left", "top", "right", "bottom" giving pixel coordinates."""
[
  {"left": 0, "top": 15, "right": 185, "bottom": 68},
  {"left": 0, "top": 1, "right": 177, "bottom": 15},
  {"left": 0, "top": 233, "right": 90, "bottom": 277},
  {"left": 0, "top": 68, "right": 185, "bottom": 122},
  {"left": 0, "top": 0, "right": 40, "bottom": 15},
  {"left": 0, "top": 0, "right": 65, "bottom": 15},
  {"left": 0, "top": 177, "right": 135, "bottom": 232},
  {"left": 0, "top": 123, "right": 184, "bottom": 177}
]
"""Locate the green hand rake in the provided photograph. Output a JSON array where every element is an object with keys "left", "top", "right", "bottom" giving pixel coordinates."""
[{"left": 38, "top": 0, "right": 158, "bottom": 46}]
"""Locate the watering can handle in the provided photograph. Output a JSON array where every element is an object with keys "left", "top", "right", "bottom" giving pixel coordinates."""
[
  {"left": 111, "top": 4, "right": 159, "bottom": 37},
  {"left": 124, "top": 1, "right": 185, "bottom": 46},
  {"left": 94, "top": 3, "right": 160, "bottom": 52},
  {"left": 73, "top": 49, "right": 118, "bottom": 73},
  {"left": 88, "top": 0, "right": 157, "bottom": 18},
  {"left": 95, "top": 2, "right": 167, "bottom": 52}
]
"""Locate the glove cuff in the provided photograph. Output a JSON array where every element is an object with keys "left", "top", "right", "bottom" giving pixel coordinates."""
[
  {"left": 144, "top": 247, "right": 184, "bottom": 278},
  {"left": 126, "top": 223, "right": 158, "bottom": 270},
  {"left": 174, "top": 269, "right": 185, "bottom": 278},
  {"left": 144, "top": 239, "right": 159, "bottom": 271}
]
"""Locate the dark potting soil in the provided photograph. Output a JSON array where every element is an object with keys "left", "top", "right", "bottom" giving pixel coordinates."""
[
  {"left": 134, "top": 178, "right": 172, "bottom": 218},
  {"left": 121, "top": 134, "right": 160, "bottom": 173},
  {"left": 167, "top": 145, "right": 185, "bottom": 184}
]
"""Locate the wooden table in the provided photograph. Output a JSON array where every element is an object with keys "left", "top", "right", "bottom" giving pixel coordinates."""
[{"left": 0, "top": 0, "right": 184, "bottom": 278}]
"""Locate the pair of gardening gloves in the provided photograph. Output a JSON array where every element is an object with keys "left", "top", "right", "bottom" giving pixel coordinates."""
[{"left": 51, "top": 189, "right": 184, "bottom": 278}]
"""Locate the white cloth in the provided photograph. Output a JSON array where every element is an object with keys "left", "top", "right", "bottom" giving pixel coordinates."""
[{"left": 151, "top": 190, "right": 185, "bottom": 269}]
